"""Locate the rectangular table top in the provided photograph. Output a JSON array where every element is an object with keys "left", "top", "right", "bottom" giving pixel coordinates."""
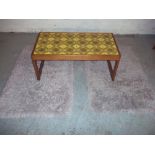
[{"left": 33, "top": 32, "right": 120, "bottom": 56}]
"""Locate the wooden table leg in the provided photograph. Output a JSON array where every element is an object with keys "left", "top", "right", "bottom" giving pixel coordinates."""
[
  {"left": 32, "top": 60, "right": 44, "bottom": 80},
  {"left": 107, "top": 60, "right": 120, "bottom": 81}
]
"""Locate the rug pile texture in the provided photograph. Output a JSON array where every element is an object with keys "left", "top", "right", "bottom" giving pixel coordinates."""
[{"left": 0, "top": 45, "right": 155, "bottom": 117}]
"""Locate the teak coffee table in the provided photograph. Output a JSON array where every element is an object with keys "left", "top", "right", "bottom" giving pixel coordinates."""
[{"left": 31, "top": 32, "right": 121, "bottom": 81}]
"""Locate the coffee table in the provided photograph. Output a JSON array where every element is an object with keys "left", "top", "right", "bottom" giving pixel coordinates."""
[{"left": 31, "top": 32, "right": 121, "bottom": 81}]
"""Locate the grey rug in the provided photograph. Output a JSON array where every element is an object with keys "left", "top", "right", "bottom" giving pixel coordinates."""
[
  {"left": 0, "top": 46, "right": 73, "bottom": 117},
  {"left": 0, "top": 45, "right": 155, "bottom": 118},
  {"left": 86, "top": 45, "right": 155, "bottom": 112}
]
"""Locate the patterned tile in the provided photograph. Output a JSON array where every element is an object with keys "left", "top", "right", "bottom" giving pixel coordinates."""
[{"left": 33, "top": 32, "right": 119, "bottom": 55}]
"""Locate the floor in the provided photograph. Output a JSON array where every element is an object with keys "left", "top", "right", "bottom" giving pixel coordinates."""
[{"left": 0, "top": 33, "right": 155, "bottom": 134}]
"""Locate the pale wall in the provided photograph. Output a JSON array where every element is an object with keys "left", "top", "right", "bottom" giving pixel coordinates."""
[{"left": 0, "top": 19, "right": 155, "bottom": 34}]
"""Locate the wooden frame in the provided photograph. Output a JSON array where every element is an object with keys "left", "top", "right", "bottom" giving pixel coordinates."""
[
  {"left": 31, "top": 32, "right": 121, "bottom": 81},
  {"left": 32, "top": 60, "right": 44, "bottom": 80}
]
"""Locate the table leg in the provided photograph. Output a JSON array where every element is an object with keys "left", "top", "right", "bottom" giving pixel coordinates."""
[
  {"left": 32, "top": 60, "right": 44, "bottom": 80},
  {"left": 107, "top": 60, "right": 120, "bottom": 81}
]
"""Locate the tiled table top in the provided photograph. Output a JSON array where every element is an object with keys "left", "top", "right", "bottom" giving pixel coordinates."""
[{"left": 33, "top": 32, "right": 119, "bottom": 55}]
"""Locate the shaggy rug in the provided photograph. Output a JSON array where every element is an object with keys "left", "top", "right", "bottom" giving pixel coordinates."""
[
  {"left": 0, "top": 44, "right": 155, "bottom": 117},
  {"left": 86, "top": 45, "right": 155, "bottom": 112},
  {"left": 0, "top": 46, "right": 74, "bottom": 117}
]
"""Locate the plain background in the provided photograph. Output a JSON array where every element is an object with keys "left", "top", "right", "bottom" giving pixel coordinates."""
[{"left": 0, "top": 19, "right": 155, "bottom": 34}]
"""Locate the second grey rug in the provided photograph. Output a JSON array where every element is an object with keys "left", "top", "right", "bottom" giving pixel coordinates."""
[{"left": 86, "top": 45, "right": 155, "bottom": 112}]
